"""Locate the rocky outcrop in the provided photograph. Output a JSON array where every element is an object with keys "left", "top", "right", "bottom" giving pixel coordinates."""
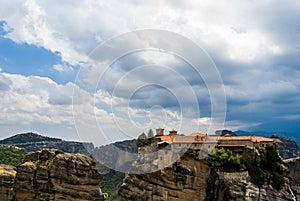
[
  {"left": 0, "top": 165, "right": 16, "bottom": 201},
  {"left": 272, "top": 135, "right": 300, "bottom": 159},
  {"left": 118, "top": 148, "right": 298, "bottom": 201},
  {"left": 205, "top": 171, "right": 295, "bottom": 201},
  {"left": 0, "top": 150, "right": 104, "bottom": 201},
  {"left": 93, "top": 139, "right": 138, "bottom": 174},
  {"left": 284, "top": 157, "right": 300, "bottom": 200},
  {"left": 118, "top": 150, "right": 211, "bottom": 201},
  {"left": 14, "top": 150, "right": 104, "bottom": 201}
]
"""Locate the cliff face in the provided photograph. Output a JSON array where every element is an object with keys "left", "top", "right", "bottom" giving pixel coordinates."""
[
  {"left": 0, "top": 165, "right": 16, "bottom": 201},
  {"left": 0, "top": 150, "right": 104, "bottom": 201},
  {"left": 205, "top": 171, "right": 295, "bottom": 201},
  {"left": 93, "top": 139, "right": 138, "bottom": 174},
  {"left": 118, "top": 148, "right": 299, "bottom": 201},
  {"left": 272, "top": 135, "right": 300, "bottom": 159},
  {"left": 284, "top": 157, "right": 300, "bottom": 200},
  {"left": 118, "top": 150, "right": 211, "bottom": 201}
]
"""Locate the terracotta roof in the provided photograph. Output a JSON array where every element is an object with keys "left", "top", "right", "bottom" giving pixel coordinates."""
[
  {"left": 187, "top": 132, "right": 206, "bottom": 137},
  {"left": 156, "top": 133, "right": 273, "bottom": 144},
  {"left": 216, "top": 136, "right": 274, "bottom": 143},
  {"left": 156, "top": 135, "right": 174, "bottom": 143},
  {"left": 217, "top": 136, "right": 252, "bottom": 141},
  {"left": 172, "top": 136, "right": 202, "bottom": 143},
  {"left": 250, "top": 136, "right": 274, "bottom": 142}
]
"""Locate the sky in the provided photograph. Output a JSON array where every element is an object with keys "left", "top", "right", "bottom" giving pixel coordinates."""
[{"left": 0, "top": 0, "right": 300, "bottom": 146}]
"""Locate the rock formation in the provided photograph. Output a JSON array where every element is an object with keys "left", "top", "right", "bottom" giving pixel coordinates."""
[
  {"left": 205, "top": 171, "right": 296, "bottom": 201},
  {"left": 118, "top": 148, "right": 299, "bottom": 201},
  {"left": 118, "top": 149, "right": 211, "bottom": 201},
  {"left": 0, "top": 150, "right": 104, "bottom": 201},
  {"left": 284, "top": 157, "right": 300, "bottom": 200},
  {"left": 92, "top": 139, "right": 138, "bottom": 174},
  {"left": 272, "top": 135, "right": 300, "bottom": 159},
  {"left": 0, "top": 164, "right": 16, "bottom": 201}
]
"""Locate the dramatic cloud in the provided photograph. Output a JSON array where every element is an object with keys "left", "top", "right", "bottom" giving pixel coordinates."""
[{"left": 0, "top": 0, "right": 300, "bottom": 143}]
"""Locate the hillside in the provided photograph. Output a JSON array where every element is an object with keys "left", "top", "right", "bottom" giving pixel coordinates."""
[
  {"left": 0, "top": 132, "right": 62, "bottom": 144},
  {"left": 0, "top": 132, "right": 61, "bottom": 145},
  {"left": 0, "top": 132, "right": 93, "bottom": 156}
]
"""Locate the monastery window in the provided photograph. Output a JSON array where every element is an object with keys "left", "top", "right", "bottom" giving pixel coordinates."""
[
  {"left": 160, "top": 156, "right": 163, "bottom": 160},
  {"left": 179, "top": 144, "right": 181, "bottom": 147}
]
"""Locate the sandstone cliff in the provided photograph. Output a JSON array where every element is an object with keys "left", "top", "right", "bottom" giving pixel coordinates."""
[
  {"left": 0, "top": 164, "right": 16, "bottom": 201},
  {"left": 92, "top": 139, "right": 138, "bottom": 174},
  {"left": 118, "top": 149, "right": 300, "bottom": 201},
  {"left": 205, "top": 171, "right": 296, "bottom": 201},
  {"left": 272, "top": 135, "right": 300, "bottom": 159},
  {"left": 284, "top": 157, "right": 300, "bottom": 200},
  {"left": 0, "top": 150, "right": 104, "bottom": 201},
  {"left": 118, "top": 149, "right": 211, "bottom": 201}
]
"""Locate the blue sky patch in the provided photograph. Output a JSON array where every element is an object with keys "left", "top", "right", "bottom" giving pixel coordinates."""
[{"left": 0, "top": 21, "right": 78, "bottom": 84}]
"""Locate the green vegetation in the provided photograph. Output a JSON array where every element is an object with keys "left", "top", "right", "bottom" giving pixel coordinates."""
[
  {"left": 0, "top": 146, "right": 25, "bottom": 166},
  {"left": 136, "top": 129, "right": 157, "bottom": 147},
  {"left": 211, "top": 146, "right": 285, "bottom": 190},
  {"left": 271, "top": 171, "right": 285, "bottom": 190},
  {"left": 243, "top": 156, "right": 266, "bottom": 187},
  {"left": 147, "top": 129, "right": 154, "bottom": 138},
  {"left": 263, "top": 145, "right": 285, "bottom": 190},
  {"left": 100, "top": 171, "right": 125, "bottom": 201},
  {"left": 211, "top": 148, "right": 245, "bottom": 172},
  {"left": 245, "top": 145, "right": 285, "bottom": 190}
]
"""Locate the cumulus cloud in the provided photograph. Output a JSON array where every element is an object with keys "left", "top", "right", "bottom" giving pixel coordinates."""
[
  {"left": 1, "top": 0, "right": 291, "bottom": 64},
  {"left": 1, "top": 0, "right": 300, "bottom": 141},
  {"left": 53, "top": 63, "right": 73, "bottom": 73}
]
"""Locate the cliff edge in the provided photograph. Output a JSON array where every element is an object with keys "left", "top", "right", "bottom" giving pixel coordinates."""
[{"left": 0, "top": 149, "right": 104, "bottom": 201}]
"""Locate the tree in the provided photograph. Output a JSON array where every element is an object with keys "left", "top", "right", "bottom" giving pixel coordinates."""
[
  {"left": 211, "top": 148, "right": 245, "bottom": 172},
  {"left": 0, "top": 146, "right": 25, "bottom": 166},
  {"left": 262, "top": 145, "right": 281, "bottom": 171},
  {"left": 136, "top": 132, "right": 156, "bottom": 147},
  {"left": 147, "top": 129, "right": 154, "bottom": 138},
  {"left": 138, "top": 132, "right": 147, "bottom": 140}
]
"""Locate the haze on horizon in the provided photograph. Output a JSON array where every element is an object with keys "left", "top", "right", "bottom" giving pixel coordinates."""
[{"left": 0, "top": 0, "right": 300, "bottom": 146}]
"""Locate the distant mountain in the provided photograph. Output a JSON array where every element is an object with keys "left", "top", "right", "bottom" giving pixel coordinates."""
[
  {"left": 0, "top": 132, "right": 62, "bottom": 144},
  {"left": 215, "top": 129, "right": 237, "bottom": 136},
  {"left": 92, "top": 139, "right": 138, "bottom": 174},
  {"left": 235, "top": 130, "right": 298, "bottom": 140},
  {"left": 0, "top": 132, "right": 93, "bottom": 156}
]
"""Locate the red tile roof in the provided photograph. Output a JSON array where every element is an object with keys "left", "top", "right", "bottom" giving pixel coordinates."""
[{"left": 155, "top": 132, "right": 273, "bottom": 144}]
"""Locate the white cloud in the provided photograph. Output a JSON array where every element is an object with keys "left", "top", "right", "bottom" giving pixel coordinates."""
[
  {"left": 0, "top": 72, "right": 72, "bottom": 124},
  {"left": 0, "top": 0, "right": 300, "bottom": 141},
  {"left": 0, "top": 0, "right": 287, "bottom": 65},
  {"left": 53, "top": 63, "right": 73, "bottom": 72}
]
